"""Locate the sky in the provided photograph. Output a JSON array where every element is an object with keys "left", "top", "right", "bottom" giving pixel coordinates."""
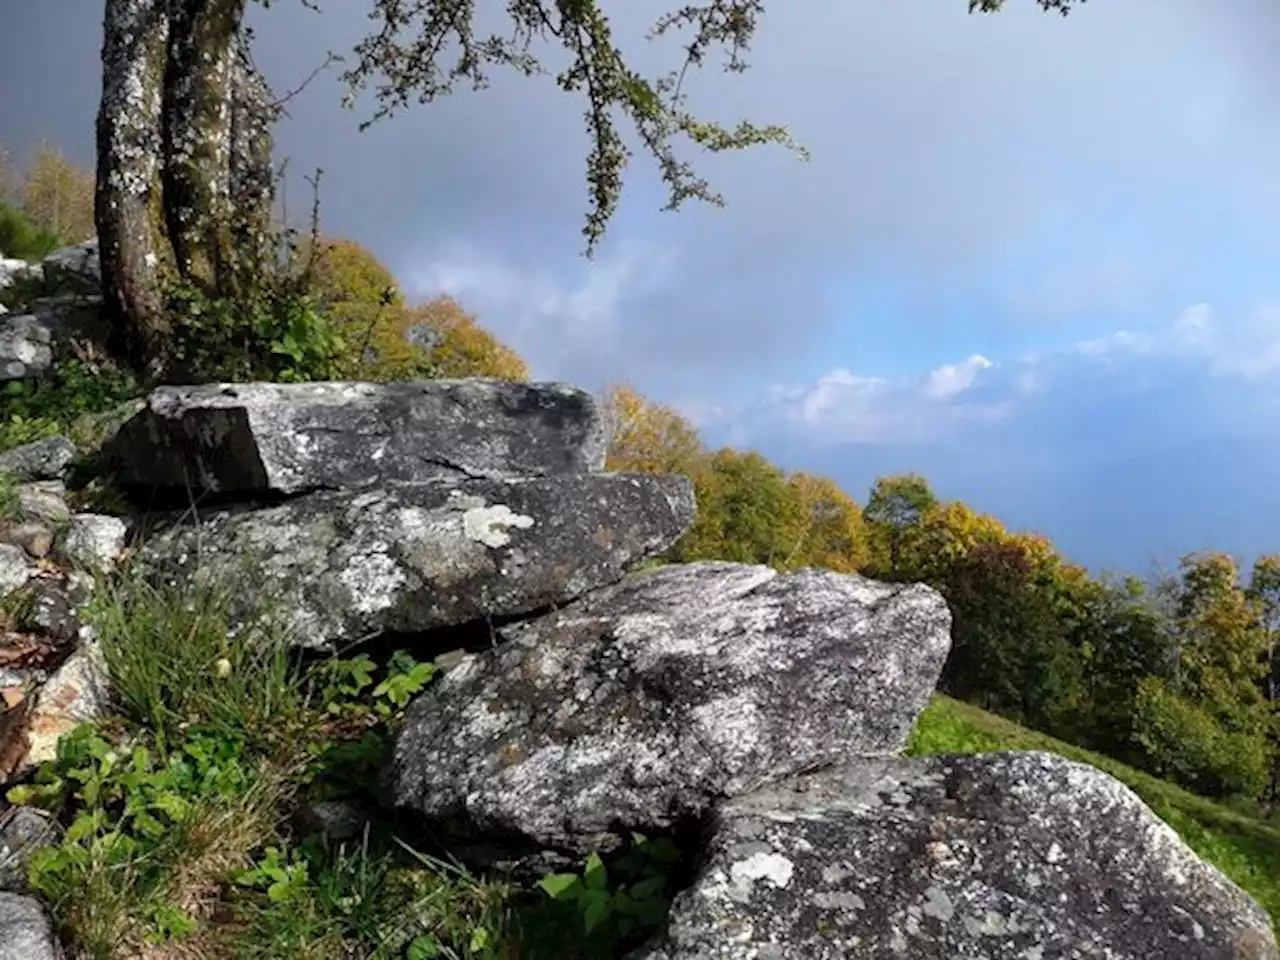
[{"left": 4, "top": 0, "right": 1280, "bottom": 576}]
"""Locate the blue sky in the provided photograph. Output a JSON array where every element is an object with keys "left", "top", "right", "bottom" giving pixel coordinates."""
[{"left": 5, "top": 0, "right": 1280, "bottom": 576}]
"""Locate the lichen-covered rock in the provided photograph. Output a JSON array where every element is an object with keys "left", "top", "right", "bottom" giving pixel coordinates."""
[
  {"left": 107, "top": 379, "right": 609, "bottom": 496},
  {"left": 0, "top": 314, "right": 53, "bottom": 382},
  {"left": 0, "top": 808, "right": 60, "bottom": 892},
  {"left": 18, "top": 635, "right": 111, "bottom": 775},
  {"left": 0, "top": 547, "right": 32, "bottom": 600},
  {"left": 391, "top": 562, "right": 952, "bottom": 862},
  {"left": 56, "top": 514, "right": 129, "bottom": 572},
  {"left": 635, "top": 752, "right": 1280, "bottom": 960},
  {"left": 0, "top": 892, "right": 61, "bottom": 960},
  {"left": 14, "top": 482, "right": 69, "bottom": 526},
  {"left": 134, "top": 473, "right": 695, "bottom": 650},
  {"left": 40, "top": 241, "right": 100, "bottom": 295},
  {"left": 1, "top": 523, "right": 55, "bottom": 560},
  {"left": 0, "top": 299, "right": 102, "bottom": 382},
  {"left": 0, "top": 437, "right": 77, "bottom": 482}
]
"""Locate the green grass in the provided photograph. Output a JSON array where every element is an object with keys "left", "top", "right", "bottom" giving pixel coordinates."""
[{"left": 908, "top": 694, "right": 1280, "bottom": 929}]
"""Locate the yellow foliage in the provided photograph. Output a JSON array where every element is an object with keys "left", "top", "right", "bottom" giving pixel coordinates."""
[
  {"left": 18, "top": 142, "right": 95, "bottom": 245},
  {"left": 898, "top": 500, "right": 1009, "bottom": 584},
  {"left": 298, "top": 237, "right": 528, "bottom": 381},
  {"left": 400, "top": 297, "right": 530, "bottom": 381},
  {"left": 602, "top": 384, "right": 704, "bottom": 476},
  {"left": 779, "top": 472, "right": 868, "bottom": 573}
]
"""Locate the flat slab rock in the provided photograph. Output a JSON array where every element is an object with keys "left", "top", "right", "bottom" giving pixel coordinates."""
[
  {"left": 391, "top": 562, "right": 952, "bottom": 861},
  {"left": 133, "top": 473, "right": 694, "bottom": 650},
  {"left": 634, "top": 751, "right": 1279, "bottom": 960},
  {"left": 107, "top": 378, "right": 609, "bottom": 495}
]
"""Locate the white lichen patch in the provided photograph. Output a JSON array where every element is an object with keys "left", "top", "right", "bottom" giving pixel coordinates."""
[
  {"left": 728, "top": 852, "right": 795, "bottom": 892},
  {"left": 462, "top": 504, "right": 534, "bottom": 548},
  {"left": 338, "top": 549, "right": 407, "bottom": 614}
]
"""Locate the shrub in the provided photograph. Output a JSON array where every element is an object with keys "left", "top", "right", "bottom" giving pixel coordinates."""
[
  {"left": 1132, "top": 677, "right": 1270, "bottom": 799},
  {"left": 0, "top": 199, "right": 60, "bottom": 261}
]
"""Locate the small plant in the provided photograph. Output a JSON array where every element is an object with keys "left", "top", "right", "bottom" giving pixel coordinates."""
[
  {"left": 165, "top": 281, "right": 346, "bottom": 384},
  {"left": 0, "top": 359, "right": 141, "bottom": 453},
  {"left": 87, "top": 571, "right": 309, "bottom": 757},
  {"left": 523, "top": 835, "right": 682, "bottom": 958}
]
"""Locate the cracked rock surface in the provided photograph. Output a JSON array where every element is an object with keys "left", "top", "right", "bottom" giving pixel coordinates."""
[
  {"left": 133, "top": 474, "right": 695, "bottom": 650},
  {"left": 634, "top": 751, "right": 1280, "bottom": 960},
  {"left": 391, "top": 561, "right": 952, "bottom": 861},
  {"left": 107, "top": 378, "right": 609, "bottom": 495}
]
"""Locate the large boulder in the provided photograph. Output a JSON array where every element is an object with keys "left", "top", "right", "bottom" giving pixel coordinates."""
[
  {"left": 635, "top": 752, "right": 1279, "bottom": 960},
  {"left": 133, "top": 473, "right": 695, "bottom": 650},
  {"left": 107, "top": 379, "right": 609, "bottom": 495},
  {"left": 391, "top": 562, "right": 952, "bottom": 862}
]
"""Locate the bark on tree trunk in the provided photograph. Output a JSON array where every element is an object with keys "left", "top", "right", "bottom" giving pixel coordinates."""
[
  {"left": 96, "top": 0, "right": 171, "bottom": 378},
  {"left": 98, "top": 0, "right": 274, "bottom": 381},
  {"left": 161, "top": 0, "right": 248, "bottom": 292}
]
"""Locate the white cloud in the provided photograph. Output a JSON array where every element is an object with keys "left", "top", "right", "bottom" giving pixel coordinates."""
[
  {"left": 709, "top": 300, "right": 1280, "bottom": 450},
  {"left": 400, "top": 240, "right": 677, "bottom": 384},
  {"left": 923, "top": 355, "right": 994, "bottom": 401}
]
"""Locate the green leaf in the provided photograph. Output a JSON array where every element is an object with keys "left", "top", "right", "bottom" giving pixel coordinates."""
[
  {"left": 538, "top": 872, "right": 582, "bottom": 900},
  {"left": 583, "top": 851, "right": 607, "bottom": 890},
  {"left": 582, "top": 890, "right": 612, "bottom": 935}
]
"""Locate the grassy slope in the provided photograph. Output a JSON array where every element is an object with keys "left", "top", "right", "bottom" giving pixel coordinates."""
[{"left": 907, "top": 694, "right": 1280, "bottom": 929}]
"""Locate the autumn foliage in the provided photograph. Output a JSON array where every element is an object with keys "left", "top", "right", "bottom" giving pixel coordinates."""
[{"left": 302, "top": 237, "right": 529, "bottom": 382}]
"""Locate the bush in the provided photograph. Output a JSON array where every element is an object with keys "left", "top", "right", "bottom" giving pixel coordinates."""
[
  {"left": 1132, "top": 677, "right": 1270, "bottom": 799},
  {"left": 0, "top": 199, "right": 60, "bottom": 261}
]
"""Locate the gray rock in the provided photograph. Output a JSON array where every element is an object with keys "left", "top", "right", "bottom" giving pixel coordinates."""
[
  {"left": 0, "top": 808, "right": 60, "bottom": 892},
  {"left": 0, "top": 261, "right": 36, "bottom": 299},
  {"left": 391, "top": 562, "right": 952, "bottom": 861},
  {"left": 0, "top": 546, "right": 32, "bottom": 599},
  {"left": 19, "top": 636, "right": 111, "bottom": 774},
  {"left": 0, "top": 892, "right": 61, "bottom": 960},
  {"left": 2, "top": 523, "right": 55, "bottom": 559},
  {"left": 15, "top": 483, "right": 68, "bottom": 526},
  {"left": 134, "top": 473, "right": 695, "bottom": 651},
  {"left": 0, "top": 437, "right": 77, "bottom": 482},
  {"left": 635, "top": 752, "right": 1280, "bottom": 960},
  {"left": 108, "top": 379, "right": 609, "bottom": 496},
  {"left": 299, "top": 800, "right": 370, "bottom": 842},
  {"left": 56, "top": 514, "right": 128, "bottom": 572},
  {"left": 40, "top": 240, "right": 100, "bottom": 295},
  {"left": 0, "top": 314, "right": 53, "bottom": 382},
  {"left": 27, "top": 578, "right": 85, "bottom": 643}
]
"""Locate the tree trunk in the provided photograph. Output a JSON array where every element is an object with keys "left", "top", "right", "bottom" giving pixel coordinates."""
[
  {"left": 96, "top": 0, "right": 171, "bottom": 378},
  {"left": 161, "top": 0, "right": 249, "bottom": 293},
  {"left": 98, "top": 0, "right": 274, "bottom": 381}
]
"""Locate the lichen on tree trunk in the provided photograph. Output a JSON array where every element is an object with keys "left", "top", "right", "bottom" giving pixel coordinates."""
[
  {"left": 95, "top": 0, "right": 171, "bottom": 377},
  {"left": 98, "top": 0, "right": 276, "bottom": 380},
  {"left": 161, "top": 0, "right": 250, "bottom": 293}
]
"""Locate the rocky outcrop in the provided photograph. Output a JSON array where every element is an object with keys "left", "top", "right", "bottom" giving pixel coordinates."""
[
  {"left": 635, "top": 752, "right": 1279, "bottom": 960},
  {"left": 133, "top": 473, "right": 695, "bottom": 650},
  {"left": 391, "top": 562, "right": 952, "bottom": 861},
  {"left": 0, "top": 343, "right": 1274, "bottom": 958},
  {"left": 107, "top": 379, "right": 609, "bottom": 495}
]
